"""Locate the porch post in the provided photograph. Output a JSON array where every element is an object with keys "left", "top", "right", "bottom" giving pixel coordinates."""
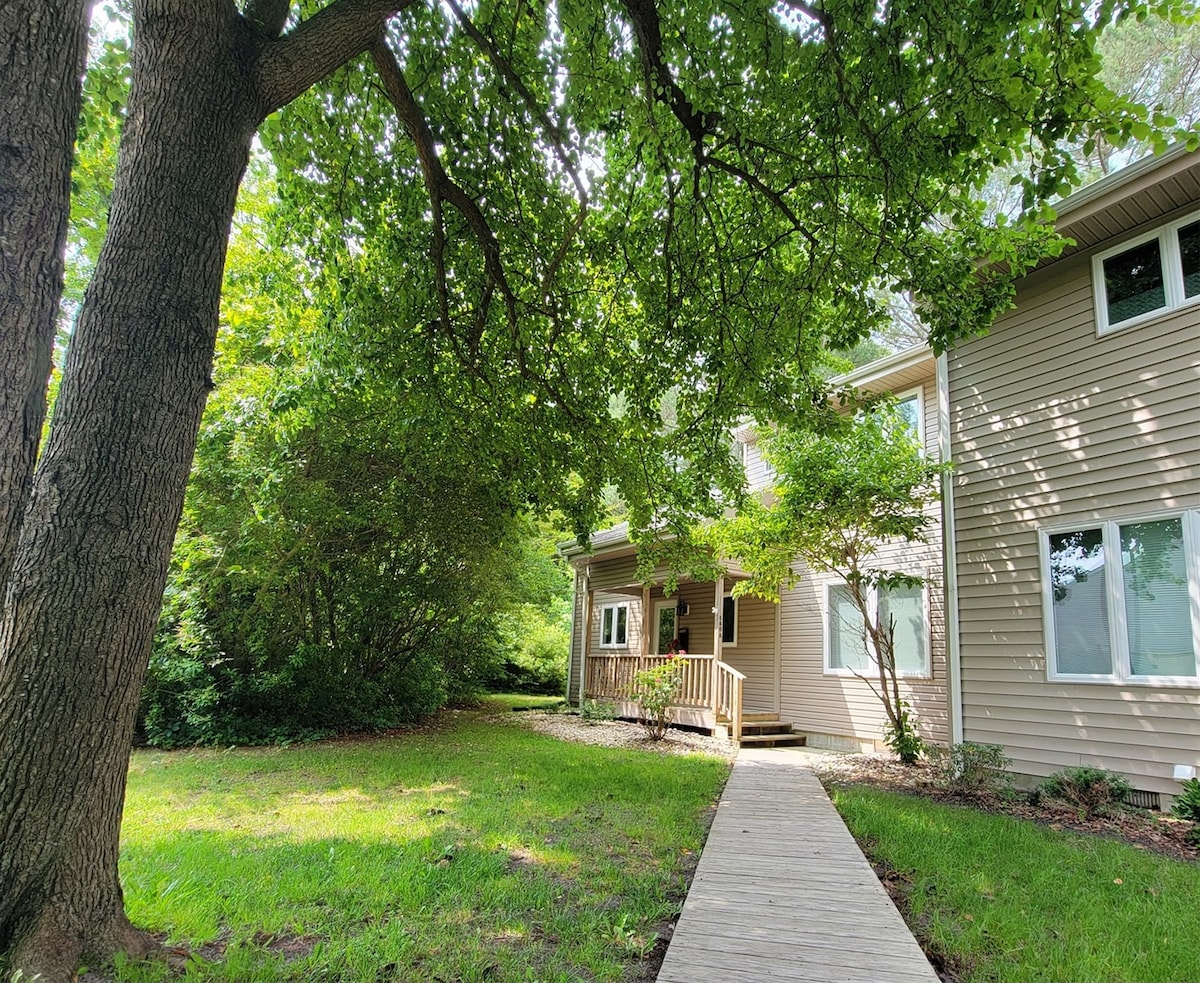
[
  {"left": 711, "top": 574, "right": 724, "bottom": 714},
  {"left": 580, "top": 571, "right": 593, "bottom": 704},
  {"left": 641, "top": 584, "right": 651, "bottom": 672}
]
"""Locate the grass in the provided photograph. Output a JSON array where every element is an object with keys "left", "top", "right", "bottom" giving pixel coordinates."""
[
  {"left": 112, "top": 699, "right": 729, "bottom": 983},
  {"left": 830, "top": 785, "right": 1200, "bottom": 983}
]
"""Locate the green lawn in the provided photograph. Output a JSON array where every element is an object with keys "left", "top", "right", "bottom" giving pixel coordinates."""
[
  {"left": 831, "top": 785, "right": 1200, "bottom": 983},
  {"left": 114, "top": 702, "right": 729, "bottom": 982}
]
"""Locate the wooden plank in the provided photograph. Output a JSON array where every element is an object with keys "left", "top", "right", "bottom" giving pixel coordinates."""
[{"left": 657, "top": 748, "right": 938, "bottom": 983}]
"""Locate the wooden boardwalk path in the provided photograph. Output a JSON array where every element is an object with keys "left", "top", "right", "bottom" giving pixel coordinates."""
[{"left": 657, "top": 747, "right": 939, "bottom": 983}]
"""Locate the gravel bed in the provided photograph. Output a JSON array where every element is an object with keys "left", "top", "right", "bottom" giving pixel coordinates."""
[{"left": 518, "top": 711, "right": 739, "bottom": 760}]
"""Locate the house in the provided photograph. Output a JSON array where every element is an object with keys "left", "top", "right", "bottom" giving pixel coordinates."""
[
  {"left": 947, "top": 143, "right": 1200, "bottom": 804},
  {"left": 561, "top": 347, "right": 952, "bottom": 751},
  {"left": 564, "top": 145, "right": 1200, "bottom": 803}
]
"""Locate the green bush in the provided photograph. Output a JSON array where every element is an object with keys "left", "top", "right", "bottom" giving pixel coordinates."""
[
  {"left": 927, "top": 741, "right": 1012, "bottom": 796},
  {"left": 883, "top": 700, "right": 925, "bottom": 765},
  {"left": 1035, "top": 767, "right": 1131, "bottom": 819},
  {"left": 1170, "top": 777, "right": 1200, "bottom": 846},
  {"left": 580, "top": 699, "right": 617, "bottom": 724},
  {"left": 1171, "top": 777, "right": 1200, "bottom": 822},
  {"left": 632, "top": 659, "right": 684, "bottom": 740}
]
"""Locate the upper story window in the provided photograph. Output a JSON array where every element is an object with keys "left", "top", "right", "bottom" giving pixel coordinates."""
[
  {"left": 599, "top": 603, "right": 629, "bottom": 648},
  {"left": 1093, "top": 210, "right": 1200, "bottom": 335},
  {"left": 1041, "top": 511, "right": 1200, "bottom": 685},
  {"left": 893, "top": 387, "right": 924, "bottom": 447}
]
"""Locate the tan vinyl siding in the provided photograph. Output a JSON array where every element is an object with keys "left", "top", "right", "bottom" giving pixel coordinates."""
[
  {"left": 721, "top": 594, "right": 779, "bottom": 713},
  {"left": 777, "top": 375, "right": 950, "bottom": 748},
  {"left": 588, "top": 554, "right": 641, "bottom": 591},
  {"left": 950, "top": 239, "right": 1200, "bottom": 795},
  {"left": 744, "top": 439, "right": 774, "bottom": 492}
]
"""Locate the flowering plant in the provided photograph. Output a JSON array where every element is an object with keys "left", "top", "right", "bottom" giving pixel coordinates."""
[{"left": 632, "top": 658, "right": 684, "bottom": 740}]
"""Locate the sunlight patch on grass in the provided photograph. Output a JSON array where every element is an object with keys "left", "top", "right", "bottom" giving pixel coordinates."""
[{"left": 117, "top": 711, "right": 727, "bottom": 982}]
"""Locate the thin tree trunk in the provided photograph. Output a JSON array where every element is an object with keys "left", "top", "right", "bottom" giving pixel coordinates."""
[
  {"left": 0, "top": 0, "right": 91, "bottom": 589},
  {"left": 0, "top": 5, "right": 259, "bottom": 975}
]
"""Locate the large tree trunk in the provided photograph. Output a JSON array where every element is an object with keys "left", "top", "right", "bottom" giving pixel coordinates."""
[
  {"left": 0, "top": 4, "right": 260, "bottom": 976},
  {"left": 0, "top": 0, "right": 91, "bottom": 589}
]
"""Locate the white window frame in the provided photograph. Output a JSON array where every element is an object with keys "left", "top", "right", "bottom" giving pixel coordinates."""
[
  {"left": 822, "top": 581, "right": 931, "bottom": 679},
  {"left": 721, "top": 592, "right": 738, "bottom": 648},
  {"left": 599, "top": 602, "right": 630, "bottom": 649},
  {"left": 1040, "top": 509, "right": 1200, "bottom": 687},
  {"left": 893, "top": 386, "right": 925, "bottom": 449},
  {"left": 1092, "top": 208, "right": 1200, "bottom": 336}
]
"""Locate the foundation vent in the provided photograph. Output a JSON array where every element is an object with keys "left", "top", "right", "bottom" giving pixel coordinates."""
[{"left": 1124, "top": 788, "right": 1161, "bottom": 811}]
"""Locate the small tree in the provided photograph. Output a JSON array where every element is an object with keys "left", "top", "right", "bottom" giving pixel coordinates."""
[
  {"left": 710, "top": 403, "right": 949, "bottom": 764},
  {"left": 632, "top": 658, "right": 685, "bottom": 741}
]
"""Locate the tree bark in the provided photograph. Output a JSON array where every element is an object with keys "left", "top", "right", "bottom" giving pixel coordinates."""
[
  {"left": 0, "top": 2, "right": 408, "bottom": 977},
  {"left": 0, "top": 0, "right": 91, "bottom": 590},
  {"left": 0, "top": 3, "right": 261, "bottom": 975}
]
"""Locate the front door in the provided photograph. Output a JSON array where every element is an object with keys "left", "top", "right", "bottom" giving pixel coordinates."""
[{"left": 653, "top": 599, "right": 678, "bottom": 654}]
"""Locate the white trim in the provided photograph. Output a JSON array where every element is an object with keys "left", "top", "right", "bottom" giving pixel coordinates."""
[
  {"left": 721, "top": 592, "right": 739, "bottom": 648},
  {"left": 893, "top": 385, "right": 924, "bottom": 449},
  {"left": 822, "top": 581, "right": 932, "bottom": 679},
  {"left": 1055, "top": 141, "right": 1193, "bottom": 223},
  {"left": 599, "top": 601, "right": 630, "bottom": 649},
  {"left": 937, "top": 352, "right": 963, "bottom": 744},
  {"left": 1092, "top": 207, "right": 1200, "bottom": 336},
  {"left": 833, "top": 343, "right": 933, "bottom": 389},
  {"left": 652, "top": 598, "right": 679, "bottom": 655},
  {"left": 1040, "top": 509, "right": 1200, "bottom": 687}
]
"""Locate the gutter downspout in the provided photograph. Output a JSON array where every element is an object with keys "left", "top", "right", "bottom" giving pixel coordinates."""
[{"left": 937, "top": 352, "right": 964, "bottom": 745}]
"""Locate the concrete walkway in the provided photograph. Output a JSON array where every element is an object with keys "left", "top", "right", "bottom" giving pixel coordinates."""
[{"left": 657, "top": 747, "right": 939, "bottom": 983}]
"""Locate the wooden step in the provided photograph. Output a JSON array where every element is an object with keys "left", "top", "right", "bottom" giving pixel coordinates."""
[
  {"left": 739, "top": 719, "right": 794, "bottom": 736},
  {"left": 738, "top": 732, "right": 807, "bottom": 748}
]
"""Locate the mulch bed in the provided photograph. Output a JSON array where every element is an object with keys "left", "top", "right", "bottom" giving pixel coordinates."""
[{"left": 809, "top": 752, "right": 1200, "bottom": 864}]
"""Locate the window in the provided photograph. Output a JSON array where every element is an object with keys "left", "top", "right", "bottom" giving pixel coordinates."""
[
  {"left": 1093, "top": 210, "right": 1200, "bottom": 335},
  {"left": 599, "top": 603, "right": 629, "bottom": 648},
  {"left": 721, "top": 594, "right": 738, "bottom": 647},
  {"left": 1041, "top": 512, "right": 1200, "bottom": 683},
  {"left": 894, "top": 387, "right": 923, "bottom": 446},
  {"left": 825, "top": 582, "right": 930, "bottom": 676}
]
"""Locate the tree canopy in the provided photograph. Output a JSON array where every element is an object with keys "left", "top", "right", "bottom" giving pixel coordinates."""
[{"left": 1, "top": 0, "right": 1196, "bottom": 979}]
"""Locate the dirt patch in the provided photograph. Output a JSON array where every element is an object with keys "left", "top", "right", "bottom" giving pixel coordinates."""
[{"left": 811, "top": 752, "right": 1200, "bottom": 864}]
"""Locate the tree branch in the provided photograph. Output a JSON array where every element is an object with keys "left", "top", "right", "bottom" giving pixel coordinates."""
[
  {"left": 369, "top": 37, "right": 517, "bottom": 331},
  {"left": 442, "top": 0, "right": 588, "bottom": 302},
  {"left": 253, "top": 0, "right": 415, "bottom": 116},
  {"left": 242, "top": 0, "right": 291, "bottom": 37}
]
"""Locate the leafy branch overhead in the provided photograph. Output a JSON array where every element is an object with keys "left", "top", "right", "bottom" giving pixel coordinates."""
[{"left": 261, "top": 0, "right": 1196, "bottom": 546}]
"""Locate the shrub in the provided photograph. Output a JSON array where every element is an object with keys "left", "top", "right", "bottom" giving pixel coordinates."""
[
  {"left": 1170, "top": 778, "right": 1200, "bottom": 846},
  {"left": 632, "top": 659, "right": 684, "bottom": 740},
  {"left": 1171, "top": 777, "right": 1200, "bottom": 822},
  {"left": 580, "top": 699, "right": 616, "bottom": 724},
  {"left": 1036, "top": 767, "right": 1131, "bottom": 818},
  {"left": 883, "top": 700, "right": 925, "bottom": 765},
  {"left": 928, "top": 741, "right": 1012, "bottom": 796}
]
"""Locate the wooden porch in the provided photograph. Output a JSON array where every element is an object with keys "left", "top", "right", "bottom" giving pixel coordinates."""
[
  {"left": 584, "top": 651, "right": 748, "bottom": 739},
  {"left": 577, "top": 561, "right": 803, "bottom": 745}
]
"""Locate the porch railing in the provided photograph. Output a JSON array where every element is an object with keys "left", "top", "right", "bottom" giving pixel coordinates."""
[
  {"left": 584, "top": 652, "right": 745, "bottom": 741},
  {"left": 585, "top": 653, "right": 714, "bottom": 708},
  {"left": 714, "top": 660, "right": 746, "bottom": 744}
]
